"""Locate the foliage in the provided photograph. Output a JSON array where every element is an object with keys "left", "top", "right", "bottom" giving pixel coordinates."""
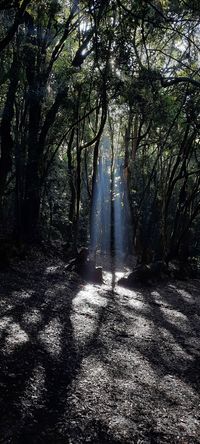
[{"left": 0, "top": 0, "right": 200, "bottom": 262}]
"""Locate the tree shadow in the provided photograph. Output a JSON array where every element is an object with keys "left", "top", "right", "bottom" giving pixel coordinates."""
[
  {"left": 139, "top": 282, "right": 200, "bottom": 386},
  {"left": 91, "top": 276, "right": 200, "bottom": 443},
  {"left": 0, "top": 261, "right": 109, "bottom": 443},
  {"left": 0, "top": 261, "right": 200, "bottom": 443}
]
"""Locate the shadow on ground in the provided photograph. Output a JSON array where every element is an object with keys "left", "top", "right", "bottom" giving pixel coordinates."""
[{"left": 0, "top": 256, "right": 200, "bottom": 443}]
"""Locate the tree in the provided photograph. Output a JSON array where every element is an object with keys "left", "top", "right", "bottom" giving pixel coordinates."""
[{"left": 0, "top": 0, "right": 200, "bottom": 265}]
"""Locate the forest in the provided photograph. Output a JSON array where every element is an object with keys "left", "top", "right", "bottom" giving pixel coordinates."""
[
  {"left": 0, "top": 1, "right": 200, "bottom": 443},
  {"left": 0, "top": 0, "right": 200, "bottom": 266}
]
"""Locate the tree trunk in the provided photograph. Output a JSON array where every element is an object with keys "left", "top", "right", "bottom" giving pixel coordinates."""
[
  {"left": 22, "top": 78, "right": 42, "bottom": 241},
  {"left": 67, "top": 128, "right": 76, "bottom": 225},
  {"left": 0, "top": 48, "right": 19, "bottom": 217},
  {"left": 90, "top": 139, "right": 100, "bottom": 254}
]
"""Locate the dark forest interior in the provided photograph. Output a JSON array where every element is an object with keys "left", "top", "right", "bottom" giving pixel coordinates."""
[{"left": 0, "top": 1, "right": 200, "bottom": 443}]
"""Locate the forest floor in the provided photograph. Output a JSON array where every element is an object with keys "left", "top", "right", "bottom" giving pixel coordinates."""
[{"left": 0, "top": 253, "right": 200, "bottom": 444}]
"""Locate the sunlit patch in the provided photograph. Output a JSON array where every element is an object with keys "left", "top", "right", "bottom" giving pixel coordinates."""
[
  {"left": 185, "top": 336, "right": 200, "bottom": 352},
  {"left": 72, "top": 284, "right": 107, "bottom": 309},
  {"left": 150, "top": 290, "right": 172, "bottom": 308},
  {"left": 12, "top": 290, "right": 34, "bottom": 300},
  {"left": 3, "top": 322, "right": 29, "bottom": 353},
  {"left": 176, "top": 288, "right": 194, "bottom": 302},
  {"left": 160, "top": 307, "right": 190, "bottom": 332},
  {"left": 159, "top": 326, "right": 178, "bottom": 342},
  {"left": 83, "top": 357, "right": 109, "bottom": 379},
  {"left": 167, "top": 284, "right": 177, "bottom": 290},
  {"left": 44, "top": 288, "right": 56, "bottom": 300},
  {"left": 108, "top": 415, "right": 136, "bottom": 438},
  {"left": 178, "top": 414, "right": 200, "bottom": 435},
  {"left": 22, "top": 309, "right": 42, "bottom": 327},
  {"left": 154, "top": 407, "right": 200, "bottom": 439},
  {"left": 171, "top": 342, "right": 193, "bottom": 366},
  {"left": 0, "top": 315, "right": 12, "bottom": 338},
  {"left": 151, "top": 290, "right": 161, "bottom": 299},
  {"left": 126, "top": 298, "right": 147, "bottom": 311},
  {"left": 108, "top": 347, "right": 158, "bottom": 386},
  {"left": 102, "top": 271, "right": 113, "bottom": 286},
  {"left": 115, "top": 288, "right": 147, "bottom": 311},
  {"left": 38, "top": 317, "right": 62, "bottom": 358},
  {"left": 131, "top": 315, "right": 154, "bottom": 338},
  {"left": 59, "top": 356, "right": 111, "bottom": 432},
  {"left": 70, "top": 312, "right": 98, "bottom": 344},
  {"left": 54, "top": 284, "right": 67, "bottom": 292},
  {"left": 0, "top": 315, "right": 12, "bottom": 327},
  {"left": 158, "top": 327, "right": 193, "bottom": 366},
  {"left": 159, "top": 374, "right": 198, "bottom": 408},
  {"left": 44, "top": 283, "right": 66, "bottom": 301},
  {"left": 44, "top": 266, "right": 59, "bottom": 275},
  {"left": 115, "top": 286, "right": 138, "bottom": 299},
  {"left": 71, "top": 284, "right": 107, "bottom": 344},
  {"left": 0, "top": 300, "right": 13, "bottom": 313},
  {"left": 55, "top": 270, "right": 200, "bottom": 443},
  {"left": 58, "top": 352, "right": 158, "bottom": 442},
  {"left": 21, "top": 364, "right": 46, "bottom": 415},
  {"left": 114, "top": 270, "right": 124, "bottom": 280}
]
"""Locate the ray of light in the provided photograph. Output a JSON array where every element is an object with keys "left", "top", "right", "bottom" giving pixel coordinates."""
[{"left": 90, "top": 140, "right": 131, "bottom": 259}]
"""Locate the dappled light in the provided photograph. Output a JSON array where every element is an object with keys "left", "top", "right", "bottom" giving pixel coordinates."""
[
  {"left": 21, "top": 364, "right": 46, "bottom": 415},
  {"left": 0, "top": 258, "right": 200, "bottom": 442},
  {"left": 44, "top": 266, "right": 60, "bottom": 275},
  {"left": 12, "top": 290, "right": 34, "bottom": 300},
  {"left": 23, "top": 309, "right": 43, "bottom": 328},
  {"left": 38, "top": 317, "right": 63, "bottom": 359},
  {"left": 71, "top": 283, "right": 107, "bottom": 345},
  {"left": 3, "top": 320, "right": 29, "bottom": 354},
  {"left": 0, "top": 316, "right": 12, "bottom": 338}
]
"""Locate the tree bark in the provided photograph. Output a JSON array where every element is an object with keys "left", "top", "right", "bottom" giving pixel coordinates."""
[{"left": 0, "top": 47, "right": 19, "bottom": 217}]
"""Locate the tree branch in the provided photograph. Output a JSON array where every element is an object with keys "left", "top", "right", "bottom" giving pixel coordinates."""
[
  {"left": 161, "top": 76, "right": 200, "bottom": 88},
  {"left": 0, "top": 0, "right": 31, "bottom": 52}
]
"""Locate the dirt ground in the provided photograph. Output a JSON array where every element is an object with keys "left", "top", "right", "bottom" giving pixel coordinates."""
[{"left": 0, "top": 255, "right": 200, "bottom": 443}]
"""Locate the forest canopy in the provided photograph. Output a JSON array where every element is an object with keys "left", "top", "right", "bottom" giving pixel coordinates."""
[{"left": 0, "top": 0, "right": 200, "bottom": 266}]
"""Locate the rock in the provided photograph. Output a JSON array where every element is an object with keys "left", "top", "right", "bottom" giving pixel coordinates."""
[
  {"left": 118, "top": 261, "right": 168, "bottom": 287},
  {"left": 62, "top": 243, "right": 77, "bottom": 262},
  {"left": 77, "top": 247, "right": 89, "bottom": 262},
  {"left": 135, "top": 261, "right": 168, "bottom": 281},
  {"left": 168, "top": 259, "right": 199, "bottom": 280},
  {"left": 149, "top": 260, "right": 169, "bottom": 277},
  {"left": 168, "top": 260, "right": 181, "bottom": 278},
  {"left": 79, "top": 263, "right": 103, "bottom": 284},
  {"left": 118, "top": 274, "right": 134, "bottom": 288},
  {"left": 65, "top": 249, "right": 103, "bottom": 284},
  {"left": 65, "top": 247, "right": 89, "bottom": 272},
  {"left": 168, "top": 260, "right": 190, "bottom": 280}
]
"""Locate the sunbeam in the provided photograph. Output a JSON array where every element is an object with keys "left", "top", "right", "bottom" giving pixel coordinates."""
[
  {"left": 90, "top": 140, "right": 131, "bottom": 261},
  {"left": 90, "top": 153, "right": 111, "bottom": 257}
]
